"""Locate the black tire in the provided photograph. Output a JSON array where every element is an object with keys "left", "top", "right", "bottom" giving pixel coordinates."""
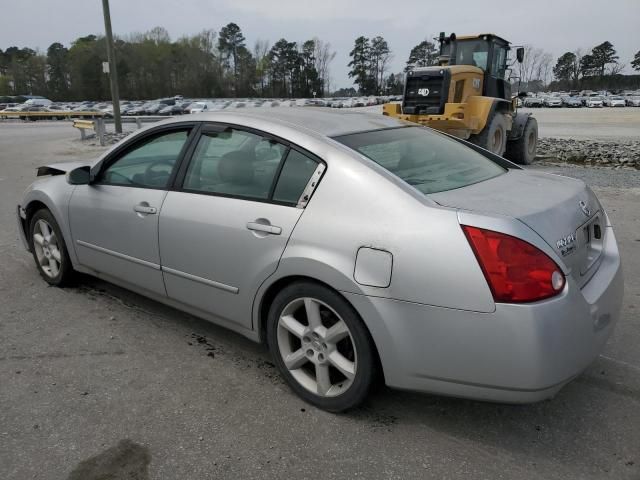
[
  {"left": 266, "top": 281, "right": 377, "bottom": 412},
  {"left": 28, "top": 209, "right": 75, "bottom": 286},
  {"left": 469, "top": 112, "right": 508, "bottom": 156},
  {"left": 505, "top": 117, "right": 538, "bottom": 165}
]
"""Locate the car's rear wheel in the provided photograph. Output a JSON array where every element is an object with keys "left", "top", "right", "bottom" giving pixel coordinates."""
[
  {"left": 267, "top": 281, "right": 376, "bottom": 412},
  {"left": 29, "top": 209, "right": 74, "bottom": 286}
]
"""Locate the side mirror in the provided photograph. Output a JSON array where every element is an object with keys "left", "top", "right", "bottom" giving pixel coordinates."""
[
  {"left": 516, "top": 47, "right": 525, "bottom": 63},
  {"left": 517, "top": 91, "right": 528, "bottom": 98},
  {"left": 67, "top": 165, "right": 91, "bottom": 185}
]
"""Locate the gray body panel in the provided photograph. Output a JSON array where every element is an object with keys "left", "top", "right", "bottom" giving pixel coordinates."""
[
  {"left": 17, "top": 109, "right": 624, "bottom": 403},
  {"left": 69, "top": 185, "right": 167, "bottom": 296},
  {"left": 158, "top": 191, "right": 303, "bottom": 328}
]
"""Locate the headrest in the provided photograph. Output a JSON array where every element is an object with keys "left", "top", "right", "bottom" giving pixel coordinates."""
[{"left": 218, "top": 150, "right": 255, "bottom": 185}]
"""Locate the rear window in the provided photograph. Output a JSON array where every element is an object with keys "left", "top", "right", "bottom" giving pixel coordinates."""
[{"left": 334, "top": 127, "right": 505, "bottom": 194}]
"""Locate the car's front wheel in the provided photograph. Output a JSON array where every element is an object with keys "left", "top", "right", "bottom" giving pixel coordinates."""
[
  {"left": 29, "top": 209, "right": 74, "bottom": 286},
  {"left": 267, "top": 281, "right": 377, "bottom": 412}
]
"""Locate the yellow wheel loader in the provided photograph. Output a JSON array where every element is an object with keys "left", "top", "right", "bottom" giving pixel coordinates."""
[{"left": 383, "top": 33, "right": 538, "bottom": 164}]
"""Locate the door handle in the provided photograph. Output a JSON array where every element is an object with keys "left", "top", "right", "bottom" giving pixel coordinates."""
[
  {"left": 133, "top": 204, "right": 157, "bottom": 215},
  {"left": 246, "top": 222, "right": 282, "bottom": 235}
]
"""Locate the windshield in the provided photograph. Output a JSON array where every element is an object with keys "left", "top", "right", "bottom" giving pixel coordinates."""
[
  {"left": 334, "top": 127, "right": 506, "bottom": 194},
  {"left": 455, "top": 40, "right": 489, "bottom": 70}
]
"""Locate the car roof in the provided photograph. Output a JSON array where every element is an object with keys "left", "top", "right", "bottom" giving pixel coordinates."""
[{"left": 185, "top": 108, "right": 406, "bottom": 137}]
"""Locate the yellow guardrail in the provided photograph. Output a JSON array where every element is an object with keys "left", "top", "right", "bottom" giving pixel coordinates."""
[
  {"left": 71, "top": 118, "right": 106, "bottom": 145},
  {"left": 72, "top": 119, "right": 96, "bottom": 129}
]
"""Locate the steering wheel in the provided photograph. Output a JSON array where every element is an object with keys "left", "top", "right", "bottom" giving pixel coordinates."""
[{"left": 143, "top": 159, "right": 174, "bottom": 186}]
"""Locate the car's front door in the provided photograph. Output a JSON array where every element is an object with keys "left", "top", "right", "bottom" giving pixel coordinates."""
[
  {"left": 158, "top": 124, "right": 324, "bottom": 329},
  {"left": 68, "top": 125, "right": 194, "bottom": 295}
]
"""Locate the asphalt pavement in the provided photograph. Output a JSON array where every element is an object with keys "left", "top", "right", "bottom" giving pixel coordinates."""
[{"left": 1, "top": 121, "right": 639, "bottom": 480}]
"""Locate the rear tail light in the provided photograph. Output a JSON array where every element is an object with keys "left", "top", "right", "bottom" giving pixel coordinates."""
[{"left": 462, "top": 225, "right": 565, "bottom": 303}]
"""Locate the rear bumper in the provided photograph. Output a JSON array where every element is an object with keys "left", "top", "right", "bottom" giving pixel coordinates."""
[{"left": 344, "top": 227, "right": 623, "bottom": 403}]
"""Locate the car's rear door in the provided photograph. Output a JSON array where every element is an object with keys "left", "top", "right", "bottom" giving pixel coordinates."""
[
  {"left": 158, "top": 123, "right": 325, "bottom": 329},
  {"left": 68, "top": 124, "right": 196, "bottom": 296}
]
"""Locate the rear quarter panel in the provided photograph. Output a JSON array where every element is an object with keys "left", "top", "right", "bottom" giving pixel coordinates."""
[{"left": 271, "top": 143, "right": 495, "bottom": 314}]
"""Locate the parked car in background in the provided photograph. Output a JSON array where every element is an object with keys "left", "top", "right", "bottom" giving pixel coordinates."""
[
  {"left": 585, "top": 96, "right": 604, "bottom": 108},
  {"left": 70, "top": 106, "right": 103, "bottom": 118},
  {"left": 186, "top": 101, "right": 216, "bottom": 113},
  {"left": 24, "top": 98, "right": 53, "bottom": 107},
  {"left": 19, "top": 106, "right": 48, "bottom": 120},
  {"left": 543, "top": 97, "right": 563, "bottom": 108},
  {"left": 523, "top": 96, "right": 544, "bottom": 108},
  {"left": 125, "top": 105, "right": 144, "bottom": 116},
  {"left": 625, "top": 96, "right": 640, "bottom": 107},
  {"left": 141, "top": 103, "right": 163, "bottom": 115},
  {"left": 562, "top": 96, "right": 582, "bottom": 108},
  {"left": 604, "top": 96, "right": 625, "bottom": 107},
  {"left": 45, "top": 105, "right": 68, "bottom": 120},
  {"left": 158, "top": 104, "right": 187, "bottom": 116}
]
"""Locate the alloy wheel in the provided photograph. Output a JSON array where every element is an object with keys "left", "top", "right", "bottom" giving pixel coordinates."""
[
  {"left": 277, "top": 297, "right": 357, "bottom": 397},
  {"left": 32, "top": 219, "right": 62, "bottom": 278}
]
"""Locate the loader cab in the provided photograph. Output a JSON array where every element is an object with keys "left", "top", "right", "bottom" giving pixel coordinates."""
[{"left": 440, "top": 33, "right": 512, "bottom": 101}]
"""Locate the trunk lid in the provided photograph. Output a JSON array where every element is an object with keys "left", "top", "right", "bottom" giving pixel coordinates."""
[{"left": 430, "top": 170, "right": 604, "bottom": 288}]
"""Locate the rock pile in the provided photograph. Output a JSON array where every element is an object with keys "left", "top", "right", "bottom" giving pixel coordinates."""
[
  {"left": 536, "top": 138, "right": 640, "bottom": 168},
  {"left": 84, "top": 131, "right": 131, "bottom": 147}
]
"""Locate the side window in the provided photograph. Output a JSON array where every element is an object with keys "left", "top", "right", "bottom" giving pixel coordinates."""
[
  {"left": 492, "top": 47, "right": 507, "bottom": 78},
  {"left": 183, "top": 128, "right": 288, "bottom": 200},
  {"left": 100, "top": 129, "right": 189, "bottom": 188},
  {"left": 272, "top": 150, "right": 319, "bottom": 204}
]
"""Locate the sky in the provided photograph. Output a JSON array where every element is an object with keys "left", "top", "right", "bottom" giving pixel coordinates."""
[{"left": 1, "top": 0, "right": 638, "bottom": 88}]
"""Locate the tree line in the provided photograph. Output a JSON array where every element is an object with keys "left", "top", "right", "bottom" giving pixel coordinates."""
[
  {"left": 551, "top": 41, "right": 640, "bottom": 90},
  {"left": 0, "top": 24, "right": 337, "bottom": 101},
  {"left": 1, "top": 25, "right": 638, "bottom": 101},
  {"left": 345, "top": 36, "right": 440, "bottom": 96}
]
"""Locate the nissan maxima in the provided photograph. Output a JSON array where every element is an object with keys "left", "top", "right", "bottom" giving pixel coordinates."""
[{"left": 16, "top": 110, "right": 623, "bottom": 412}]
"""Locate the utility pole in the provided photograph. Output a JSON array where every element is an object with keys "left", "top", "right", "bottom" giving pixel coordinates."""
[{"left": 101, "top": 0, "right": 122, "bottom": 133}]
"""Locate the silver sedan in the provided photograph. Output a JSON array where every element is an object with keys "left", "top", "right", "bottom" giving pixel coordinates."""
[{"left": 17, "top": 109, "right": 623, "bottom": 412}]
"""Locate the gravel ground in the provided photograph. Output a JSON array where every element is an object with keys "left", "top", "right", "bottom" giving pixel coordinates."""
[
  {"left": 536, "top": 138, "right": 640, "bottom": 168},
  {"left": 530, "top": 163, "right": 640, "bottom": 189},
  {"left": 1, "top": 121, "right": 639, "bottom": 480}
]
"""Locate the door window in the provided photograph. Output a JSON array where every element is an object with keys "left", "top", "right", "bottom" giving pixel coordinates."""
[
  {"left": 182, "top": 129, "right": 288, "bottom": 200},
  {"left": 272, "top": 150, "right": 319, "bottom": 204},
  {"left": 99, "top": 129, "right": 190, "bottom": 188}
]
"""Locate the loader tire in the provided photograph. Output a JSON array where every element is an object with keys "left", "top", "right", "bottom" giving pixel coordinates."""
[
  {"left": 469, "top": 113, "right": 508, "bottom": 156},
  {"left": 505, "top": 117, "right": 538, "bottom": 165}
]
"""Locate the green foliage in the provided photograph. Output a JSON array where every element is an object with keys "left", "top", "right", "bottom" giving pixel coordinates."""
[
  {"left": 553, "top": 52, "right": 577, "bottom": 82},
  {"left": 218, "top": 23, "right": 246, "bottom": 95},
  {"left": 370, "top": 36, "right": 391, "bottom": 94},
  {"left": 385, "top": 72, "right": 404, "bottom": 95},
  {"left": 580, "top": 54, "right": 596, "bottom": 77},
  {"left": 405, "top": 40, "right": 438, "bottom": 72},
  {"left": 46, "top": 42, "right": 69, "bottom": 99},
  {"left": 631, "top": 50, "right": 640, "bottom": 72},
  {"left": 0, "top": 24, "right": 336, "bottom": 100},
  {"left": 348, "top": 36, "right": 374, "bottom": 95},
  {"left": 332, "top": 87, "right": 357, "bottom": 97},
  {"left": 589, "top": 41, "right": 619, "bottom": 77}
]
